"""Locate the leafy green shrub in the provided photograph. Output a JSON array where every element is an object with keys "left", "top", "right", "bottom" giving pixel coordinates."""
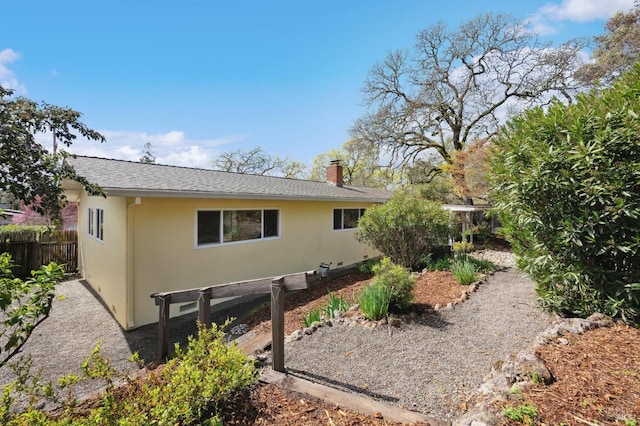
[
  {"left": 324, "top": 292, "right": 351, "bottom": 318},
  {"left": 0, "top": 225, "right": 52, "bottom": 242},
  {"left": 355, "top": 194, "right": 451, "bottom": 270},
  {"left": 0, "top": 253, "right": 64, "bottom": 368},
  {"left": 358, "top": 258, "right": 380, "bottom": 274},
  {"left": 421, "top": 254, "right": 452, "bottom": 271},
  {"left": 490, "top": 63, "right": 640, "bottom": 323},
  {"left": 372, "top": 257, "right": 416, "bottom": 311},
  {"left": 450, "top": 259, "right": 478, "bottom": 285},
  {"left": 303, "top": 307, "right": 322, "bottom": 327},
  {"left": 358, "top": 283, "right": 391, "bottom": 321},
  {"left": 453, "top": 241, "right": 474, "bottom": 254},
  {"left": 3, "top": 321, "right": 257, "bottom": 425}
]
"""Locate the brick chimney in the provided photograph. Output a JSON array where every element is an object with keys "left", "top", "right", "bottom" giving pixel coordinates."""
[{"left": 326, "top": 160, "right": 343, "bottom": 187}]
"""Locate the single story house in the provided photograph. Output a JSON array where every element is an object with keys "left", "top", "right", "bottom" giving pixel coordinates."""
[{"left": 62, "top": 156, "right": 392, "bottom": 330}]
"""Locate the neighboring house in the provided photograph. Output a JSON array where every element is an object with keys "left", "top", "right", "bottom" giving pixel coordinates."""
[
  {"left": 62, "top": 156, "right": 392, "bottom": 330},
  {"left": 0, "top": 208, "right": 24, "bottom": 225}
]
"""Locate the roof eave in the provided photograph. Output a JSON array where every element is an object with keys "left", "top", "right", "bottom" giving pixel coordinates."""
[{"left": 97, "top": 188, "right": 390, "bottom": 203}]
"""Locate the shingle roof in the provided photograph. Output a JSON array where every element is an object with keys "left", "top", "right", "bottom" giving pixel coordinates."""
[{"left": 65, "top": 156, "right": 393, "bottom": 202}]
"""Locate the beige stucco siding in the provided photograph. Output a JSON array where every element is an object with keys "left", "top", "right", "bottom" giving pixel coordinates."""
[
  {"left": 129, "top": 197, "right": 379, "bottom": 328},
  {"left": 77, "top": 193, "right": 128, "bottom": 327}
]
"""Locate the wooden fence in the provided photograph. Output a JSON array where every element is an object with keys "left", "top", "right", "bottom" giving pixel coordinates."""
[
  {"left": 150, "top": 270, "right": 315, "bottom": 370},
  {"left": 0, "top": 230, "right": 78, "bottom": 277}
]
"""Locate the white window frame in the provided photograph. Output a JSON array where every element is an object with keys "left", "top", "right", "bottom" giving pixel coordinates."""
[
  {"left": 333, "top": 208, "right": 366, "bottom": 231},
  {"left": 96, "top": 208, "right": 104, "bottom": 242},
  {"left": 195, "top": 208, "right": 280, "bottom": 248}
]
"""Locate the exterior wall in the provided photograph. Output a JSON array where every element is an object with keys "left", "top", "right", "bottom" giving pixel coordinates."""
[
  {"left": 129, "top": 198, "right": 380, "bottom": 328},
  {"left": 77, "top": 193, "right": 129, "bottom": 327}
]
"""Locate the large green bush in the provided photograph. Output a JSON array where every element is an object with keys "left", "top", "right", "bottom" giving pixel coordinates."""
[
  {"left": 2, "top": 321, "right": 257, "bottom": 425},
  {"left": 489, "top": 63, "right": 640, "bottom": 323},
  {"left": 355, "top": 194, "right": 451, "bottom": 270}
]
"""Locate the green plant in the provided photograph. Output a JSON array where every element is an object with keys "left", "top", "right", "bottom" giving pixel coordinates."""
[
  {"left": 355, "top": 194, "right": 452, "bottom": 270},
  {"left": 358, "top": 283, "right": 391, "bottom": 321},
  {"left": 421, "top": 253, "right": 453, "bottom": 271},
  {"left": 358, "top": 258, "right": 380, "bottom": 274},
  {"left": 456, "top": 254, "right": 496, "bottom": 273},
  {"left": 450, "top": 258, "right": 478, "bottom": 285},
  {"left": 372, "top": 257, "right": 416, "bottom": 311},
  {"left": 324, "top": 292, "right": 351, "bottom": 318},
  {"left": 528, "top": 372, "right": 542, "bottom": 384},
  {"left": 2, "top": 320, "right": 257, "bottom": 425},
  {"left": 303, "top": 307, "right": 322, "bottom": 327},
  {"left": 453, "top": 241, "right": 474, "bottom": 254},
  {"left": 502, "top": 404, "right": 538, "bottom": 424},
  {"left": 490, "top": 63, "right": 640, "bottom": 323},
  {"left": 624, "top": 419, "right": 638, "bottom": 426},
  {"left": 0, "top": 253, "right": 64, "bottom": 368}
]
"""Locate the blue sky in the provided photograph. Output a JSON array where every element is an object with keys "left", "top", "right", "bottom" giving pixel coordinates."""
[{"left": 0, "top": 0, "right": 634, "bottom": 169}]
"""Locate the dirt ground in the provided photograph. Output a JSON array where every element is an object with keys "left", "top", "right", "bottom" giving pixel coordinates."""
[{"left": 231, "top": 271, "right": 640, "bottom": 425}]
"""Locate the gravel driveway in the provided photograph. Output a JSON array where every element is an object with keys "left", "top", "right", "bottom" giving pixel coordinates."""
[
  {"left": 284, "top": 267, "right": 555, "bottom": 422},
  {"left": 0, "top": 278, "right": 241, "bottom": 408}
]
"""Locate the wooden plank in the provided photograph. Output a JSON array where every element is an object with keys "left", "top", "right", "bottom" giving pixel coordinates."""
[
  {"left": 236, "top": 332, "right": 272, "bottom": 356},
  {"left": 156, "top": 295, "right": 171, "bottom": 362},
  {"left": 197, "top": 289, "right": 211, "bottom": 327},
  {"left": 151, "top": 270, "right": 314, "bottom": 305},
  {"left": 260, "top": 370, "right": 443, "bottom": 425},
  {"left": 270, "top": 277, "right": 285, "bottom": 372}
]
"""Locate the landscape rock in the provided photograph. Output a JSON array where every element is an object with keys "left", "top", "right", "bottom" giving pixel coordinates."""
[{"left": 456, "top": 312, "right": 614, "bottom": 425}]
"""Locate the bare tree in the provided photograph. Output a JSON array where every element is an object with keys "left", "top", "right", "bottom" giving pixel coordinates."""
[
  {"left": 212, "top": 147, "right": 306, "bottom": 178},
  {"left": 351, "top": 13, "right": 586, "bottom": 203},
  {"left": 139, "top": 142, "right": 156, "bottom": 164}
]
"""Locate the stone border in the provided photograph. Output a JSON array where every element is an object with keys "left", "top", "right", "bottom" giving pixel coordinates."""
[{"left": 453, "top": 313, "right": 616, "bottom": 426}]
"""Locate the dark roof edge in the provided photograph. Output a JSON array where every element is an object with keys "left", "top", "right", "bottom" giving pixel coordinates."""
[{"left": 100, "top": 188, "right": 390, "bottom": 203}]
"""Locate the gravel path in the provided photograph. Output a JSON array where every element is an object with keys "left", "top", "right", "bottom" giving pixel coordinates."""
[
  {"left": 284, "top": 266, "right": 555, "bottom": 422},
  {"left": 0, "top": 279, "right": 138, "bottom": 409}
]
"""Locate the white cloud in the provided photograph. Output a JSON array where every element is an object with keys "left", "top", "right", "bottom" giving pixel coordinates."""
[
  {"left": 530, "top": 0, "right": 635, "bottom": 34},
  {"left": 540, "top": 0, "right": 634, "bottom": 22},
  {"left": 63, "top": 129, "right": 246, "bottom": 169},
  {"left": 0, "top": 48, "right": 26, "bottom": 94},
  {"left": 158, "top": 146, "right": 211, "bottom": 168}
]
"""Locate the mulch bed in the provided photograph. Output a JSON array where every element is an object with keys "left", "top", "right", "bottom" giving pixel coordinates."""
[
  {"left": 245, "top": 270, "right": 465, "bottom": 335},
  {"left": 497, "top": 323, "right": 640, "bottom": 425},
  {"left": 223, "top": 382, "right": 430, "bottom": 425}
]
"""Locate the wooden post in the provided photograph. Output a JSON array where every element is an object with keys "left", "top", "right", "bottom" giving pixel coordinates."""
[
  {"left": 271, "top": 277, "right": 285, "bottom": 372},
  {"left": 156, "top": 294, "right": 171, "bottom": 362},
  {"left": 198, "top": 289, "right": 211, "bottom": 328}
]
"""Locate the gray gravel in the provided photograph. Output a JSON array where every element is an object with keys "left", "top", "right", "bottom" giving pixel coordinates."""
[
  {"left": 0, "top": 278, "right": 139, "bottom": 410},
  {"left": 284, "top": 266, "right": 555, "bottom": 422}
]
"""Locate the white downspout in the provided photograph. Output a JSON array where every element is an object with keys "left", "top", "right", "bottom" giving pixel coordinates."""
[{"left": 126, "top": 197, "right": 141, "bottom": 329}]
